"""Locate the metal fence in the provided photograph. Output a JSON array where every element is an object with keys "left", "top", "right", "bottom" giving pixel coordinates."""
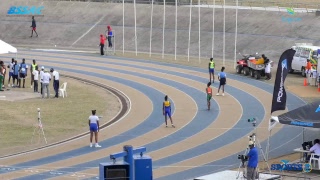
[{"left": 47, "top": 0, "right": 320, "bottom": 9}]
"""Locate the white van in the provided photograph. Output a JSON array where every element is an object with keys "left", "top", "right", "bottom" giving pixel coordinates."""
[{"left": 290, "top": 43, "right": 320, "bottom": 77}]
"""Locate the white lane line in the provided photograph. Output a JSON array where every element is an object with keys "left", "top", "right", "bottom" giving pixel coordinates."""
[{"left": 71, "top": 15, "right": 106, "bottom": 46}]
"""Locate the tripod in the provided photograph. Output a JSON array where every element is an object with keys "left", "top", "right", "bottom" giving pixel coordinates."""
[
  {"left": 31, "top": 108, "right": 48, "bottom": 144},
  {"left": 236, "top": 123, "right": 270, "bottom": 179}
]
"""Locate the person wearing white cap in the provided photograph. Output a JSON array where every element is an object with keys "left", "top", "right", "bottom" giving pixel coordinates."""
[
  {"left": 50, "top": 68, "right": 59, "bottom": 98},
  {"left": 40, "top": 66, "right": 45, "bottom": 95},
  {"left": 41, "top": 69, "right": 51, "bottom": 99},
  {"left": 246, "top": 141, "right": 258, "bottom": 180},
  {"left": 32, "top": 66, "right": 39, "bottom": 93}
]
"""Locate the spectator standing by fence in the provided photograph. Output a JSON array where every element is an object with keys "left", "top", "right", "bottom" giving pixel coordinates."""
[
  {"left": 106, "top": 25, "right": 113, "bottom": 48},
  {"left": 99, "top": 34, "right": 106, "bottom": 55}
]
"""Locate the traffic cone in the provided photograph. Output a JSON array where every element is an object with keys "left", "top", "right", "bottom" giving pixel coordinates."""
[{"left": 303, "top": 78, "right": 307, "bottom": 86}]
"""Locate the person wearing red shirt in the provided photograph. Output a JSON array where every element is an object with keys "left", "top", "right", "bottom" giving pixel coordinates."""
[{"left": 99, "top": 34, "right": 106, "bottom": 55}]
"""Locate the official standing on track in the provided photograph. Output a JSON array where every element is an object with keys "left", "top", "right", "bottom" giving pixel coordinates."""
[
  {"left": 208, "top": 58, "right": 215, "bottom": 83},
  {"left": 216, "top": 67, "right": 226, "bottom": 96},
  {"left": 7, "top": 58, "right": 14, "bottom": 87},
  {"left": 30, "top": 59, "right": 38, "bottom": 88},
  {"left": 40, "top": 66, "right": 45, "bottom": 95},
  {"left": 41, "top": 69, "right": 51, "bottom": 99},
  {"left": 88, "top": 110, "right": 101, "bottom": 148},
  {"left": 50, "top": 68, "right": 59, "bottom": 98}
]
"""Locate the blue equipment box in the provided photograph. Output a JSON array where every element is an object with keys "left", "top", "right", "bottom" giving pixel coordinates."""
[{"left": 134, "top": 155, "right": 153, "bottom": 180}]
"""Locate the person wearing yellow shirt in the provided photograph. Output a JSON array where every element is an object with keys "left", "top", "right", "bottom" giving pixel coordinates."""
[
  {"left": 208, "top": 58, "right": 215, "bottom": 83},
  {"left": 30, "top": 59, "right": 38, "bottom": 88},
  {"left": 163, "top": 95, "right": 175, "bottom": 128}
]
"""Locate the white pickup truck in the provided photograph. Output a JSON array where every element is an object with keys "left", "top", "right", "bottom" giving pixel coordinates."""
[{"left": 290, "top": 44, "right": 320, "bottom": 77}]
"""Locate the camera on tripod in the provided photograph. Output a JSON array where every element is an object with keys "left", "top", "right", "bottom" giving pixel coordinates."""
[
  {"left": 237, "top": 154, "right": 248, "bottom": 162},
  {"left": 248, "top": 118, "right": 257, "bottom": 126},
  {"left": 248, "top": 133, "right": 256, "bottom": 142}
]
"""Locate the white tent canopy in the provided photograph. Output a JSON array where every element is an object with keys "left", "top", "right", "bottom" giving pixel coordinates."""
[{"left": 0, "top": 40, "right": 17, "bottom": 54}]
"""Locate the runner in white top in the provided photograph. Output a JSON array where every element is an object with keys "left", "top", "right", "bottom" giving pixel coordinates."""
[
  {"left": 88, "top": 110, "right": 101, "bottom": 148},
  {"left": 32, "top": 66, "right": 39, "bottom": 92},
  {"left": 50, "top": 68, "right": 60, "bottom": 98},
  {"left": 7, "top": 58, "right": 14, "bottom": 87},
  {"left": 40, "top": 66, "right": 45, "bottom": 95},
  {"left": 41, "top": 69, "right": 51, "bottom": 98}
]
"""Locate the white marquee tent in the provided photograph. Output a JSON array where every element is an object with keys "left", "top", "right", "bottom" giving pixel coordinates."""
[{"left": 0, "top": 40, "right": 17, "bottom": 55}]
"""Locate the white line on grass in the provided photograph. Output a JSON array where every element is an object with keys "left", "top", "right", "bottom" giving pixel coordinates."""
[{"left": 71, "top": 15, "right": 106, "bottom": 46}]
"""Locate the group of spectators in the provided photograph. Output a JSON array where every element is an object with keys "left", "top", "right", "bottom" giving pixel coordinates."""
[{"left": 0, "top": 58, "right": 60, "bottom": 98}]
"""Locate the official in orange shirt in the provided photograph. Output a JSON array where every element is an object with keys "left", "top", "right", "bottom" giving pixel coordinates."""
[
  {"left": 99, "top": 34, "right": 106, "bottom": 55},
  {"left": 306, "top": 59, "right": 312, "bottom": 71}
]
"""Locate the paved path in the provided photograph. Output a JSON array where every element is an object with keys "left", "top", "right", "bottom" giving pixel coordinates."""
[{"left": 0, "top": 50, "right": 305, "bottom": 180}]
